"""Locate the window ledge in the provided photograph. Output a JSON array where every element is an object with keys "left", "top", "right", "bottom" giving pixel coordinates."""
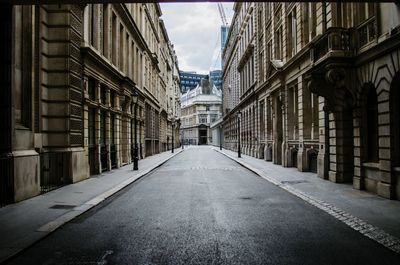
[{"left": 363, "top": 162, "right": 380, "bottom": 169}]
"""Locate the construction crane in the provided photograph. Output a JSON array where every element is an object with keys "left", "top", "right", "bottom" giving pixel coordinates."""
[{"left": 217, "top": 3, "right": 228, "bottom": 26}]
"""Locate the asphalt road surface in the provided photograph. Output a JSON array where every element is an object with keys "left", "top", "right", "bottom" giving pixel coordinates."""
[{"left": 5, "top": 147, "right": 400, "bottom": 265}]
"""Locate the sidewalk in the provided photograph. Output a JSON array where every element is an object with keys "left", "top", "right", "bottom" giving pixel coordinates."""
[
  {"left": 0, "top": 149, "right": 183, "bottom": 263},
  {"left": 216, "top": 148, "right": 400, "bottom": 254}
]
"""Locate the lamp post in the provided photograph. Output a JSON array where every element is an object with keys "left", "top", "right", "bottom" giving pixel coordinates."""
[
  {"left": 181, "top": 131, "right": 184, "bottom": 150},
  {"left": 171, "top": 117, "right": 175, "bottom": 153},
  {"left": 132, "top": 91, "right": 139, "bottom": 170},
  {"left": 219, "top": 124, "right": 222, "bottom": 150},
  {"left": 237, "top": 110, "right": 241, "bottom": 158}
]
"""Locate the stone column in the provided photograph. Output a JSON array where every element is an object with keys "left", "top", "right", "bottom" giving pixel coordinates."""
[
  {"left": 273, "top": 94, "right": 283, "bottom": 165},
  {"left": 95, "top": 107, "right": 102, "bottom": 174}
]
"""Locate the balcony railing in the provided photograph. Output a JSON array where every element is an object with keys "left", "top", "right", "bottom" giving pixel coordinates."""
[{"left": 312, "top": 27, "right": 355, "bottom": 63}]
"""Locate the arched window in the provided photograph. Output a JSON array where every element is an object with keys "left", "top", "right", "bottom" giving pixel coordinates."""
[{"left": 365, "top": 86, "right": 379, "bottom": 162}]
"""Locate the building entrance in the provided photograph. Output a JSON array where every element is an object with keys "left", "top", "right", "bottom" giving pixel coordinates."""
[{"left": 199, "top": 126, "right": 208, "bottom": 145}]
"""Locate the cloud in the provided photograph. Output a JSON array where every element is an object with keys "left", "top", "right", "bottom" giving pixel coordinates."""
[{"left": 160, "top": 2, "right": 234, "bottom": 74}]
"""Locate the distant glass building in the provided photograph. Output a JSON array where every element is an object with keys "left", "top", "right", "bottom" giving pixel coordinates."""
[
  {"left": 209, "top": 70, "right": 222, "bottom": 91},
  {"left": 179, "top": 71, "right": 208, "bottom": 93},
  {"left": 221, "top": 25, "right": 229, "bottom": 51}
]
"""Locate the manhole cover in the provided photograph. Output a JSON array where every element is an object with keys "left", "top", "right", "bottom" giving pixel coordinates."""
[{"left": 50, "top": 204, "right": 76, "bottom": 209}]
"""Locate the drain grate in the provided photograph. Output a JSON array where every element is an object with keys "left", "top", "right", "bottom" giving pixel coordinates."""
[{"left": 50, "top": 204, "right": 76, "bottom": 210}]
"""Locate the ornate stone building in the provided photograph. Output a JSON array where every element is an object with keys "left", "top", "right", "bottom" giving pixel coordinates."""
[
  {"left": 0, "top": 3, "right": 180, "bottom": 205},
  {"left": 223, "top": 2, "right": 400, "bottom": 199},
  {"left": 181, "top": 79, "right": 222, "bottom": 145}
]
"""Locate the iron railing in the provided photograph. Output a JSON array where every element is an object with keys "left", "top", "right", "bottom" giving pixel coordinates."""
[
  {"left": 312, "top": 27, "right": 354, "bottom": 62},
  {"left": 40, "top": 152, "right": 70, "bottom": 194},
  {"left": 0, "top": 156, "right": 13, "bottom": 207}
]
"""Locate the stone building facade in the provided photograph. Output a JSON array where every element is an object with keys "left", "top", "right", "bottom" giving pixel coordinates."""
[
  {"left": 181, "top": 79, "right": 222, "bottom": 145},
  {"left": 222, "top": 2, "right": 400, "bottom": 199},
  {"left": 0, "top": 3, "right": 180, "bottom": 205}
]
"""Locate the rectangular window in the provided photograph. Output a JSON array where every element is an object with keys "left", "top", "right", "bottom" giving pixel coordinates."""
[
  {"left": 110, "top": 90, "right": 115, "bottom": 108},
  {"left": 275, "top": 27, "right": 283, "bottom": 60},
  {"left": 119, "top": 25, "right": 124, "bottom": 70},
  {"left": 90, "top": 5, "right": 95, "bottom": 47},
  {"left": 88, "top": 78, "right": 96, "bottom": 101},
  {"left": 288, "top": 8, "right": 297, "bottom": 58},
  {"left": 111, "top": 14, "right": 117, "bottom": 65},
  {"left": 102, "top": 4, "right": 108, "bottom": 56},
  {"left": 100, "top": 84, "right": 107, "bottom": 105}
]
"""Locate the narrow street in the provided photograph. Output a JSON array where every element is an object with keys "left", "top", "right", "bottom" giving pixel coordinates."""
[{"left": 5, "top": 147, "right": 400, "bottom": 265}]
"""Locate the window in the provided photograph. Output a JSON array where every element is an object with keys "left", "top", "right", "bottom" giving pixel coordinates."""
[
  {"left": 199, "top": 114, "right": 208, "bottom": 124},
  {"left": 90, "top": 5, "right": 95, "bottom": 47},
  {"left": 111, "top": 14, "right": 117, "bottom": 65},
  {"left": 102, "top": 4, "right": 108, "bottom": 56},
  {"left": 211, "top": 114, "right": 218, "bottom": 123},
  {"left": 110, "top": 90, "right": 115, "bottom": 108},
  {"left": 275, "top": 27, "right": 283, "bottom": 60},
  {"left": 287, "top": 8, "right": 297, "bottom": 58},
  {"left": 88, "top": 78, "right": 96, "bottom": 101},
  {"left": 259, "top": 52, "right": 264, "bottom": 82},
  {"left": 100, "top": 84, "right": 107, "bottom": 105},
  {"left": 356, "top": 3, "right": 369, "bottom": 25},
  {"left": 119, "top": 25, "right": 124, "bottom": 70}
]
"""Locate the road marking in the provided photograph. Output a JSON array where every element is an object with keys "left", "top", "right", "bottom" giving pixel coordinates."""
[{"left": 215, "top": 148, "right": 400, "bottom": 254}]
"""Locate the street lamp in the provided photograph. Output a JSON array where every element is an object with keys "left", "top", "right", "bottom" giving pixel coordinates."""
[
  {"left": 237, "top": 110, "right": 241, "bottom": 158},
  {"left": 181, "top": 131, "right": 184, "bottom": 150},
  {"left": 132, "top": 90, "right": 139, "bottom": 170},
  {"left": 171, "top": 117, "right": 176, "bottom": 153},
  {"left": 219, "top": 124, "right": 222, "bottom": 151}
]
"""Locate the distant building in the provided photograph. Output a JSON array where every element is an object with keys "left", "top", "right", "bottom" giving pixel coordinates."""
[
  {"left": 209, "top": 70, "right": 223, "bottom": 91},
  {"left": 179, "top": 71, "right": 208, "bottom": 93},
  {"left": 221, "top": 25, "right": 229, "bottom": 51},
  {"left": 180, "top": 79, "right": 222, "bottom": 145}
]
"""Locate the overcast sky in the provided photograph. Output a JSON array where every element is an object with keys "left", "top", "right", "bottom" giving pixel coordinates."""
[{"left": 160, "top": 2, "right": 234, "bottom": 75}]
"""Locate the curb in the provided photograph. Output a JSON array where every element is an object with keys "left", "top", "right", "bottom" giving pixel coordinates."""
[
  {"left": 1, "top": 149, "right": 183, "bottom": 264},
  {"left": 214, "top": 148, "right": 400, "bottom": 255}
]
